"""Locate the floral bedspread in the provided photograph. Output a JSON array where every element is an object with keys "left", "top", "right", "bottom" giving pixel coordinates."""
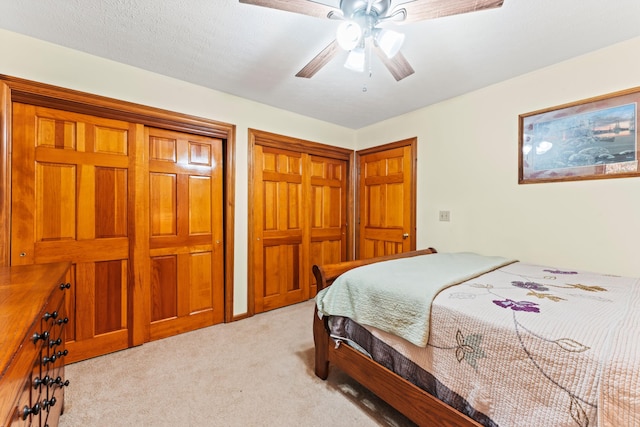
[
  {"left": 339, "top": 261, "right": 640, "bottom": 427},
  {"left": 316, "top": 252, "right": 515, "bottom": 347}
]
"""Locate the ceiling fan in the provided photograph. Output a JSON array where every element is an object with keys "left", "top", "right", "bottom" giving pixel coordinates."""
[{"left": 239, "top": 0, "right": 504, "bottom": 81}]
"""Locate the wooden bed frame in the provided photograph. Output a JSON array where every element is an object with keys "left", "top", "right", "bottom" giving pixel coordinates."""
[{"left": 312, "top": 248, "right": 482, "bottom": 427}]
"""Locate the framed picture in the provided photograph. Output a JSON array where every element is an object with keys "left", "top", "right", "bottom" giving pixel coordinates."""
[{"left": 519, "top": 88, "right": 640, "bottom": 183}]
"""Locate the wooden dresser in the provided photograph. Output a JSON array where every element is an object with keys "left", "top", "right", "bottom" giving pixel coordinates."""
[{"left": 0, "top": 262, "right": 71, "bottom": 427}]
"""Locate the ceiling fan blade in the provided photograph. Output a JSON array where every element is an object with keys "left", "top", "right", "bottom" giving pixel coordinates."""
[
  {"left": 239, "top": 0, "right": 335, "bottom": 19},
  {"left": 396, "top": 0, "right": 504, "bottom": 23},
  {"left": 373, "top": 46, "right": 415, "bottom": 81},
  {"left": 296, "top": 40, "right": 341, "bottom": 78}
]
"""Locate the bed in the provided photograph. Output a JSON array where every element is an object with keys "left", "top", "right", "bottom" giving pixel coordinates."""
[{"left": 312, "top": 248, "right": 640, "bottom": 427}]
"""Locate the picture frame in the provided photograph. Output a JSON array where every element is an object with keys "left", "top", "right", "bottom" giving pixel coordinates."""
[{"left": 519, "top": 87, "right": 640, "bottom": 184}]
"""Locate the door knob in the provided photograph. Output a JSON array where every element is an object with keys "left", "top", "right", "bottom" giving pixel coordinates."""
[{"left": 402, "top": 233, "right": 409, "bottom": 239}]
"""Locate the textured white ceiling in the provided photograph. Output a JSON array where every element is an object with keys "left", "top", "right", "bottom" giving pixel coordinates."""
[{"left": 1, "top": 0, "right": 640, "bottom": 129}]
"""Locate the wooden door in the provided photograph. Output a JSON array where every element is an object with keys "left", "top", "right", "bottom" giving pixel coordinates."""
[
  {"left": 357, "top": 138, "right": 416, "bottom": 259},
  {"left": 11, "top": 103, "right": 135, "bottom": 362},
  {"left": 309, "top": 155, "right": 348, "bottom": 296},
  {"left": 252, "top": 146, "right": 307, "bottom": 312},
  {"left": 146, "top": 128, "right": 224, "bottom": 341},
  {"left": 250, "top": 130, "right": 351, "bottom": 313}
]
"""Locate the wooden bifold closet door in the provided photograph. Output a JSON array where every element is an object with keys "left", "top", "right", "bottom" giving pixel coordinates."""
[
  {"left": 250, "top": 130, "right": 351, "bottom": 314},
  {"left": 10, "top": 103, "right": 225, "bottom": 361}
]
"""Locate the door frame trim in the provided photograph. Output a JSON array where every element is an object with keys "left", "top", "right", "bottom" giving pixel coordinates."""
[
  {"left": 247, "top": 128, "right": 354, "bottom": 317},
  {"left": 355, "top": 137, "right": 417, "bottom": 257},
  {"left": 0, "top": 74, "right": 237, "bottom": 325}
]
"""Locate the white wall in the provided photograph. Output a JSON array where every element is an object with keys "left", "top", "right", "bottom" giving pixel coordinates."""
[
  {"left": 0, "top": 29, "right": 356, "bottom": 316},
  {"left": 3, "top": 29, "right": 639, "bottom": 318},
  {"left": 356, "top": 36, "right": 640, "bottom": 277}
]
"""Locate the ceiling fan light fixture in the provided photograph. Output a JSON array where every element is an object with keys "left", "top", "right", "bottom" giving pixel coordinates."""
[
  {"left": 344, "top": 47, "right": 365, "bottom": 72},
  {"left": 375, "top": 28, "right": 405, "bottom": 58},
  {"left": 336, "top": 20, "right": 362, "bottom": 51},
  {"left": 244, "top": 0, "right": 505, "bottom": 82}
]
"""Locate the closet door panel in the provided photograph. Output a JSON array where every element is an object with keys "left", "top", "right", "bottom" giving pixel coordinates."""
[
  {"left": 309, "top": 156, "right": 347, "bottom": 296},
  {"left": 253, "top": 146, "right": 306, "bottom": 313},
  {"left": 150, "top": 255, "right": 178, "bottom": 322},
  {"left": 95, "top": 167, "right": 128, "bottom": 238},
  {"left": 36, "top": 162, "right": 76, "bottom": 241},
  {"left": 94, "top": 260, "right": 128, "bottom": 335},
  {"left": 189, "top": 251, "right": 213, "bottom": 312},
  {"left": 150, "top": 173, "right": 177, "bottom": 236},
  {"left": 146, "top": 128, "right": 224, "bottom": 341},
  {"left": 11, "top": 103, "right": 134, "bottom": 362},
  {"left": 189, "top": 176, "right": 212, "bottom": 234}
]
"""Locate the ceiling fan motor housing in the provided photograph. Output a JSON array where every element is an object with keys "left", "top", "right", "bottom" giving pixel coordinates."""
[{"left": 340, "top": 0, "right": 391, "bottom": 21}]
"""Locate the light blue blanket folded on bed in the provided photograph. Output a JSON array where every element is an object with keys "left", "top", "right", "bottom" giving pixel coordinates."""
[{"left": 315, "top": 252, "right": 516, "bottom": 347}]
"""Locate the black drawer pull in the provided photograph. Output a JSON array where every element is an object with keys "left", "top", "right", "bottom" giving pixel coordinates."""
[
  {"left": 42, "top": 396, "right": 57, "bottom": 410},
  {"left": 56, "top": 349, "right": 69, "bottom": 358},
  {"left": 49, "top": 338, "right": 62, "bottom": 347},
  {"left": 59, "top": 282, "right": 71, "bottom": 290},
  {"left": 43, "top": 311, "right": 58, "bottom": 321},
  {"left": 33, "top": 375, "right": 51, "bottom": 389},
  {"left": 52, "top": 376, "right": 70, "bottom": 387},
  {"left": 42, "top": 354, "right": 56, "bottom": 365},
  {"left": 22, "top": 403, "right": 40, "bottom": 420},
  {"left": 56, "top": 317, "right": 69, "bottom": 325},
  {"left": 32, "top": 331, "right": 49, "bottom": 344}
]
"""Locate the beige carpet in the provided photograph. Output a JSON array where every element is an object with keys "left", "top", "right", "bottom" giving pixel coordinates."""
[{"left": 59, "top": 300, "right": 417, "bottom": 427}]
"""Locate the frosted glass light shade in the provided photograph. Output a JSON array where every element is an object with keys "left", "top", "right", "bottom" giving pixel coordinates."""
[
  {"left": 336, "top": 21, "right": 362, "bottom": 51},
  {"left": 375, "top": 28, "right": 405, "bottom": 58},
  {"left": 344, "top": 48, "right": 365, "bottom": 72}
]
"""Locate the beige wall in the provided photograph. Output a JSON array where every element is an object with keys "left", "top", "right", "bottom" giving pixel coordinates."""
[
  {"left": 356, "top": 36, "right": 640, "bottom": 277},
  {"left": 2, "top": 29, "right": 639, "bottom": 317},
  {"left": 0, "top": 29, "right": 356, "bottom": 316}
]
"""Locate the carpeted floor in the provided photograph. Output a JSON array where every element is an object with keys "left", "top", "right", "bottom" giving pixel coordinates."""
[{"left": 59, "top": 300, "right": 417, "bottom": 426}]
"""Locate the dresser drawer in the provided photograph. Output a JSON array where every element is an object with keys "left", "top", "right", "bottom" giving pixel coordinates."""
[{"left": 0, "top": 263, "right": 71, "bottom": 427}]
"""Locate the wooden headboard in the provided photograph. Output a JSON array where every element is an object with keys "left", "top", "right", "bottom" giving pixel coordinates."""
[{"left": 312, "top": 247, "right": 438, "bottom": 291}]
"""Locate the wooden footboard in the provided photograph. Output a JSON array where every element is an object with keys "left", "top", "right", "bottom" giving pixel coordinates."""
[{"left": 312, "top": 248, "right": 482, "bottom": 427}]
